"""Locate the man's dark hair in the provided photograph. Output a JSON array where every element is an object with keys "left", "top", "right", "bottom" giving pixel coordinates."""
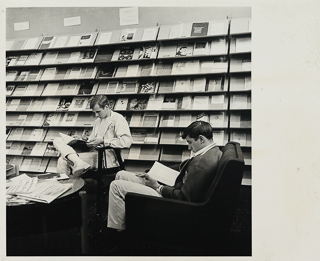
[
  {"left": 89, "top": 95, "right": 110, "bottom": 109},
  {"left": 181, "top": 121, "right": 213, "bottom": 140}
]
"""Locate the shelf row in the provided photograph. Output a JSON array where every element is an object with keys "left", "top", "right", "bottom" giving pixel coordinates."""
[
  {"left": 6, "top": 130, "right": 252, "bottom": 168},
  {"left": 6, "top": 110, "right": 251, "bottom": 130},
  {"left": 6, "top": 57, "right": 251, "bottom": 82},
  {"left": 7, "top": 143, "right": 252, "bottom": 175},
  {"left": 6, "top": 18, "right": 251, "bottom": 51},
  {"left": 6, "top": 120, "right": 251, "bottom": 144},
  {"left": 6, "top": 36, "right": 251, "bottom": 67},
  {"left": 6, "top": 92, "right": 251, "bottom": 113},
  {"left": 6, "top": 155, "right": 252, "bottom": 185},
  {"left": 6, "top": 75, "right": 251, "bottom": 97}
]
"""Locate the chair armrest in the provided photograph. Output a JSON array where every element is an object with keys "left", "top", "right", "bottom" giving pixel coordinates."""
[{"left": 95, "top": 146, "right": 125, "bottom": 170}]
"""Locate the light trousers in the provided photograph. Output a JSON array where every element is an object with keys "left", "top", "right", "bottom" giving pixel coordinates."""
[
  {"left": 107, "top": 170, "right": 161, "bottom": 230},
  {"left": 53, "top": 137, "right": 98, "bottom": 175}
]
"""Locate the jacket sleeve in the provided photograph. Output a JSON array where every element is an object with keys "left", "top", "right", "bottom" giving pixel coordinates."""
[
  {"left": 104, "top": 115, "right": 133, "bottom": 148},
  {"left": 161, "top": 164, "right": 212, "bottom": 202},
  {"left": 161, "top": 150, "right": 221, "bottom": 202}
]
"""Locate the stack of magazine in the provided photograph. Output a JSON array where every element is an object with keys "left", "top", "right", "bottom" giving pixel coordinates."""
[{"left": 6, "top": 174, "right": 72, "bottom": 204}]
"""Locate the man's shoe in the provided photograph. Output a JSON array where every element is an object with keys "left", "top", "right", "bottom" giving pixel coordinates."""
[{"left": 72, "top": 161, "right": 91, "bottom": 177}]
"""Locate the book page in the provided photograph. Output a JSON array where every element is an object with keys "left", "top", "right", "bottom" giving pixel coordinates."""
[
  {"left": 42, "top": 83, "right": 60, "bottom": 95},
  {"left": 146, "top": 95, "right": 163, "bottom": 110},
  {"left": 174, "top": 78, "right": 191, "bottom": 92},
  {"left": 40, "top": 51, "right": 58, "bottom": 65},
  {"left": 126, "top": 64, "right": 139, "bottom": 77},
  {"left": 78, "top": 34, "right": 92, "bottom": 46},
  {"left": 210, "top": 112, "right": 225, "bottom": 127},
  {"left": 142, "top": 112, "right": 159, "bottom": 127},
  {"left": 192, "top": 96, "right": 209, "bottom": 109},
  {"left": 236, "top": 37, "right": 251, "bottom": 53},
  {"left": 59, "top": 132, "right": 76, "bottom": 143},
  {"left": 25, "top": 53, "right": 42, "bottom": 65},
  {"left": 96, "top": 31, "right": 112, "bottom": 45},
  {"left": 232, "top": 94, "right": 248, "bottom": 109},
  {"left": 210, "top": 94, "right": 225, "bottom": 106},
  {"left": 141, "top": 27, "right": 158, "bottom": 41},
  {"left": 29, "top": 128, "right": 44, "bottom": 141},
  {"left": 212, "top": 130, "right": 225, "bottom": 146},
  {"left": 192, "top": 77, "right": 206, "bottom": 92},
  {"left": 67, "top": 35, "right": 81, "bottom": 47},
  {"left": 22, "top": 37, "right": 39, "bottom": 50},
  {"left": 128, "top": 145, "right": 141, "bottom": 159},
  {"left": 148, "top": 161, "right": 180, "bottom": 186},
  {"left": 30, "top": 142, "right": 47, "bottom": 156},
  {"left": 53, "top": 35, "right": 68, "bottom": 48},
  {"left": 24, "top": 84, "right": 38, "bottom": 96},
  {"left": 169, "top": 24, "right": 182, "bottom": 39},
  {"left": 115, "top": 97, "right": 129, "bottom": 110},
  {"left": 41, "top": 67, "right": 56, "bottom": 80},
  {"left": 208, "top": 20, "right": 227, "bottom": 35},
  {"left": 120, "top": 28, "right": 137, "bottom": 42}
]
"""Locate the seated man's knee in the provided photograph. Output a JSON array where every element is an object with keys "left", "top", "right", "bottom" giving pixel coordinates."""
[
  {"left": 115, "top": 170, "right": 128, "bottom": 180},
  {"left": 109, "top": 179, "right": 123, "bottom": 195}
]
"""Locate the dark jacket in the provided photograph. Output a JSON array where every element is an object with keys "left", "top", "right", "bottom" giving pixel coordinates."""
[{"left": 161, "top": 146, "right": 222, "bottom": 202}]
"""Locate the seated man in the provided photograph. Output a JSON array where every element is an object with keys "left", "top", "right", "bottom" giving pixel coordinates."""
[
  {"left": 107, "top": 121, "right": 222, "bottom": 231},
  {"left": 53, "top": 95, "right": 132, "bottom": 177}
]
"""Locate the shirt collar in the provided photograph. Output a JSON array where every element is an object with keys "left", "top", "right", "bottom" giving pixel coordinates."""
[
  {"left": 193, "top": 142, "right": 217, "bottom": 157},
  {"left": 99, "top": 110, "right": 113, "bottom": 122}
]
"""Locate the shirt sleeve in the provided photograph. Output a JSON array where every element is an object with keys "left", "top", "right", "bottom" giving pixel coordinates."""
[
  {"left": 103, "top": 114, "right": 133, "bottom": 148},
  {"left": 87, "top": 119, "right": 98, "bottom": 142}
]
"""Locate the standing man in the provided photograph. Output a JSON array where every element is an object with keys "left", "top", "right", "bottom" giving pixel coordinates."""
[
  {"left": 53, "top": 95, "right": 132, "bottom": 177},
  {"left": 107, "top": 121, "right": 222, "bottom": 231}
]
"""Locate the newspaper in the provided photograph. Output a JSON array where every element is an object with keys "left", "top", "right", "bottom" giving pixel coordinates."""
[{"left": 6, "top": 174, "right": 73, "bottom": 204}]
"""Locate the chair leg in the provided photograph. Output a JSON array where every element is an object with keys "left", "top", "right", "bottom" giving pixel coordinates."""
[
  {"left": 79, "top": 191, "right": 89, "bottom": 255},
  {"left": 96, "top": 148, "right": 104, "bottom": 215},
  {"left": 96, "top": 177, "right": 103, "bottom": 215}
]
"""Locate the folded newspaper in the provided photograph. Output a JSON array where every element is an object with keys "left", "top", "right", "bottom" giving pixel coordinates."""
[
  {"left": 59, "top": 132, "right": 90, "bottom": 152},
  {"left": 6, "top": 174, "right": 73, "bottom": 204}
]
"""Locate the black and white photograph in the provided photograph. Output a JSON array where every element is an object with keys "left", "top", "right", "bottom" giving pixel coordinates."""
[{"left": 2, "top": 1, "right": 320, "bottom": 260}]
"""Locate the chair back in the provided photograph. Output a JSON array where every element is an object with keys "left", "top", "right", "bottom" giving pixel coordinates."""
[
  {"left": 201, "top": 142, "right": 244, "bottom": 240},
  {"left": 124, "top": 142, "right": 245, "bottom": 253}
]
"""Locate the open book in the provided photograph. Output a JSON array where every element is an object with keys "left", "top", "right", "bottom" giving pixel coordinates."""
[
  {"left": 147, "top": 161, "right": 180, "bottom": 186},
  {"left": 59, "top": 132, "right": 90, "bottom": 152}
]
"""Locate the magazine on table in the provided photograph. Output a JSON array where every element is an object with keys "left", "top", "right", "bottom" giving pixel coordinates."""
[
  {"left": 17, "top": 181, "right": 72, "bottom": 204},
  {"left": 6, "top": 174, "right": 73, "bottom": 204}
]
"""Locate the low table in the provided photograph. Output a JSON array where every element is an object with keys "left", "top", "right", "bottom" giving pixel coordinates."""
[{"left": 6, "top": 177, "right": 87, "bottom": 255}]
